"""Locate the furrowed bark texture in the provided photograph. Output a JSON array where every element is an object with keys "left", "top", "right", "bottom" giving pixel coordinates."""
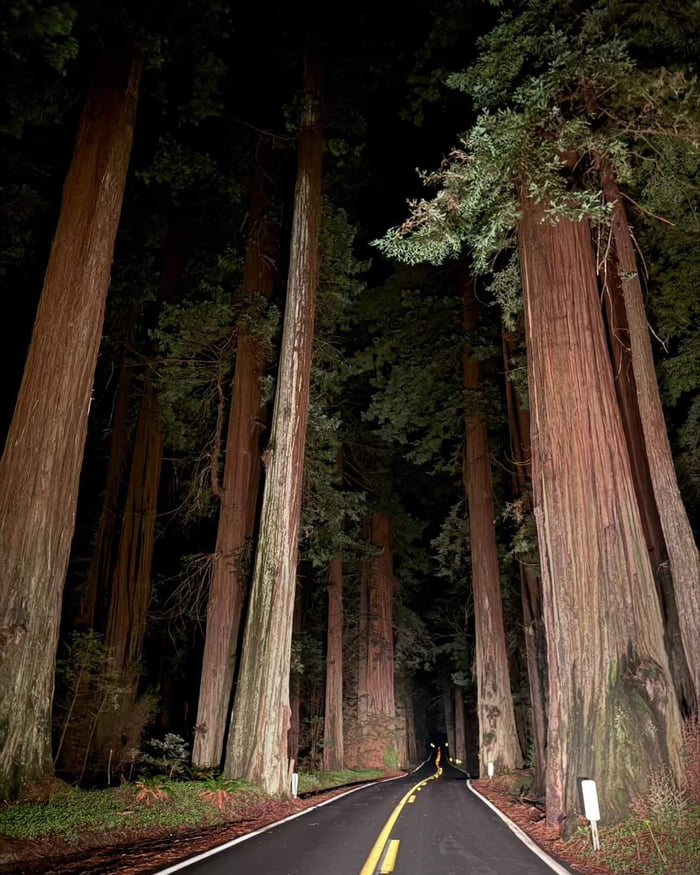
[
  {"left": 322, "top": 555, "right": 344, "bottom": 770},
  {"left": 224, "top": 58, "right": 323, "bottom": 796},
  {"left": 462, "top": 275, "right": 523, "bottom": 776},
  {"left": 193, "top": 139, "right": 280, "bottom": 768},
  {"left": 600, "top": 162, "right": 700, "bottom": 708},
  {"left": 0, "top": 52, "right": 141, "bottom": 799},
  {"left": 503, "top": 329, "right": 548, "bottom": 794},
  {"left": 519, "top": 196, "right": 683, "bottom": 826},
  {"left": 360, "top": 512, "right": 396, "bottom": 767},
  {"left": 288, "top": 584, "right": 303, "bottom": 764},
  {"left": 600, "top": 239, "right": 695, "bottom": 713}
]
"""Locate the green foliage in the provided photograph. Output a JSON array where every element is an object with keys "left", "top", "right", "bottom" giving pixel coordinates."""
[{"left": 138, "top": 733, "right": 190, "bottom": 778}]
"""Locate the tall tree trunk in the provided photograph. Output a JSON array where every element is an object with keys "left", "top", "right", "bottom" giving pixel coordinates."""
[
  {"left": 503, "top": 329, "right": 548, "bottom": 794},
  {"left": 224, "top": 50, "right": 323, "bottom": 796},
  {"left": 102, "top": 373, "right": 163, "bottom": 680},
  {"left": 362, "top": 511, "right": 397, "bottom": 767},
  {"left": 193, "top": 138, "right": 281, "bottom": 767},
  {"left": 519, "top": 194, "right": 683, "bottom": 826},
  {"left": 78, "top": 338, "right": 135, "bottom": 630},
  {"left": 600, "top": 246, "right": 695, "bottom": 714},
  {"left": 322, "top": 555, "right": 344, "bottom": 770},
  {"left": 454, "top": 685, "right": 467, "bottom": 767},
  {"left": 443, "top": 689, "right": 456, "bottom": 755},
  {"left": 288, "top": 583, "right": 303, "bottom": 765},
  {"left": 405, "top": 689, "right": 418, "bottom": 766},
  {"left": 461, "top": 273, "right": 522, "bottom": 776},
  {"left": 600, "top": 161, "right": 700, "bottom": 709},
  {"left": 0, "top": 50, "right": 141, "bottom": 799}
]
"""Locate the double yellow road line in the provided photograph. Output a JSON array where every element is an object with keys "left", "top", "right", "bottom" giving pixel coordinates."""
[{"left": 358, "top": 756, "right": 442, "bottom": 875}]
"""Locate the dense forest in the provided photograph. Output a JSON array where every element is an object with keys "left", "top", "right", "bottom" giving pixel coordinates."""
[{"left": 0, "top": 0, "right": 698, "bottom": 837}]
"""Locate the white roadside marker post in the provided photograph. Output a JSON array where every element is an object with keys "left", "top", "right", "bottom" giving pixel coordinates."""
[
  {"left": 291, "top": 772, "right": 299, "bottom": 798},
  {"left": 487, "top": 761, "right": 494, "bottom": 779},
  {"left": 581, "top": 779, "right": 601, "bottom": 851}
]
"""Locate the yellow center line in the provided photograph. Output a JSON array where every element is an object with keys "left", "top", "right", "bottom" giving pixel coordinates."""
[
  {"left": 408, "top": 795, "right": 416, "bottom": 803},
  {"left": 357, "top": 764, "right": 440, "bottom": 875},
  {"left": 379, "top": 839, "right": 400, "bottom": 874}
]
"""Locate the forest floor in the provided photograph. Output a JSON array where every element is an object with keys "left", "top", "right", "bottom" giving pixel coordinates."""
[{"left": 1, "top": 768, "right": 698, "bottom": 875}]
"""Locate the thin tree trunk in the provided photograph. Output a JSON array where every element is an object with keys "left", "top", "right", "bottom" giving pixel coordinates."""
[
  {"left": 405, "top": 690, "right": 418, "bottom": 766},
  {"left": 454, "top": 686, "right": 467, "bottom": 767},
  {"left": 503, "top": 329, "right": 548, "bottom": 794},
  {"left": 600, "top": 160, "right": 700, "bottom": 708},
  {"left": 322, "top": 555, "right": 344, "bottom": 770},
  {"left": 363, "top": 511, "right": 396, "bottom": 767},
  {"left": 224, "top": 49, "right": 323, "bottom": 796},
  {"left": 78, "top": 315, "right": 136, "bottom": 630},
  {"left": 103, "top": 372, "right": 163, "bottom": 679},
  {"left": 443, "top": 689, "right": 456, "bottom": 755},
  {"left": 519, "top": 194, "right": 682, "bottom": 826},
  {"left": 461, "top": 273, "right": 523, "bottom": 776},
  {"left": 0, "top": 50, "right": 141, "bottom": 799},
  {"left": 193, "top": 138, "right": 281, "bottom": 767}
]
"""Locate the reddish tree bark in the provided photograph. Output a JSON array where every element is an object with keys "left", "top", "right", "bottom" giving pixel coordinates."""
[
  {"left": 352, "top": 512, "right": 397, "bottom": 768},
  {"left": 193, "top": 138, "right": 281, "bottom": 767},
  {"left": 288, "top": 583, "right": 303, "bottom": 766},
  {"left": 600, "top": 160, "right": 700, "bottom": 710},
  {"left": 102, "top": 373, "right": 163, "bottom": 679},
  {"left": 322, "top": 555, "right": 344, "bottom": 770},
  {"left": 519, "top": 194, "right": 682, "bottom": 825},
  {"left": 224, "top": 49, "right": 323, "bottom": 796},
  {"left": 461, "top": 273, "right": 523, "bottom": 776},
  {"left": 0, "top": 51, "right": 141, "bottom": 798},
  {"left": 503, "top": 329, "right": 548, "bottom": 794}
]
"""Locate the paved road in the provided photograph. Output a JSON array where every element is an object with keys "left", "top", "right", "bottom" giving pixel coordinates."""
[{"left": 155, "top": 757, "right": 569, "bottom": 875}]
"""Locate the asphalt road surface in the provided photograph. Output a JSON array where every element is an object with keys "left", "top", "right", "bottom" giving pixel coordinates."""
[{"left": 155, "top": 757, "right": 570, "bottom": 875}]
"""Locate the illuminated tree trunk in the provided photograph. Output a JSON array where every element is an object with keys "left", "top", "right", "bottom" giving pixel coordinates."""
[
  {"left": 0, "top": 51, "right": 141, "bottom": 799},
  {"left": 193, "top": 139, "right": 281, "bottom": 767},
  {"left": 461, "top": 273, "right": 522, "bottom": 776},
  {"left": 503, "top": 329, "right": 548, "bottom": 794},
  {"left": 224, "top": 50, "right": 323, "bottom": 796},
  {"left": 288, "top": 584, "right": 303, "bottom": 765},
  {"left": 519, "top": 194, "right": 683, "bottom": 826},
  {"left": 322, "top": 555, "right": 344, "bottom": 770},
  {"left": 361, "top": 511, "right": 396, "bottom": 767},
  {"left": 600, "top": 161, "right": 700, "bottom": 711}
]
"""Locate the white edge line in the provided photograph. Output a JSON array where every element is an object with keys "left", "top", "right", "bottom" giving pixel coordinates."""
[
  {"left": 466, "top": 780, "right": 573, "bottom": 875},
  {"left": 152, "top": 772, "right": 412, "bottom": 875}
]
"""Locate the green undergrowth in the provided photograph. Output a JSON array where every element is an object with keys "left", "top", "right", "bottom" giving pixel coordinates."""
[
  {"left": 591, "top": 803, "right": 700, "bottom": 875},
  {"left": 296, "top": 767, "right": 385, "bottom": 794},
  {"left": 0, "top": 769, "right": 387, "bottom": 842},
  {"left": 0, "top": 777, "right": 261, "bottom": 840}
]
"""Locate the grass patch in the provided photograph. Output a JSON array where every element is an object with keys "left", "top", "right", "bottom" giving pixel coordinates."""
[
  {"left": 0, "top": 778, "right": 260, "bottom": 840},
  {"left": 296, "top": 768, "right": 385, "bottom": 794}
]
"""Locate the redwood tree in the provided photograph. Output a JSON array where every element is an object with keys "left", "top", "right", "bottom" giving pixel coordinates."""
[
  {"left": 0, "top": 51, "right": 141, "bottom": 798},
  {"left": 193, "top": 138, "right": 281, "bottom": 768},
  {"left": 224, "top": 49, "right": 323, "bottom": 795},
  {"left": 461, "top": 273, "right": 522, "bottom": 776},
  {"left": 519, "top": 195, "right": 683, "bottom": 824},
  {"left": 322, "top": 555, "right": 344, "bottom": 770},
  {"left": 599, "top": 160, "right": 700, "bottom": 710}
]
